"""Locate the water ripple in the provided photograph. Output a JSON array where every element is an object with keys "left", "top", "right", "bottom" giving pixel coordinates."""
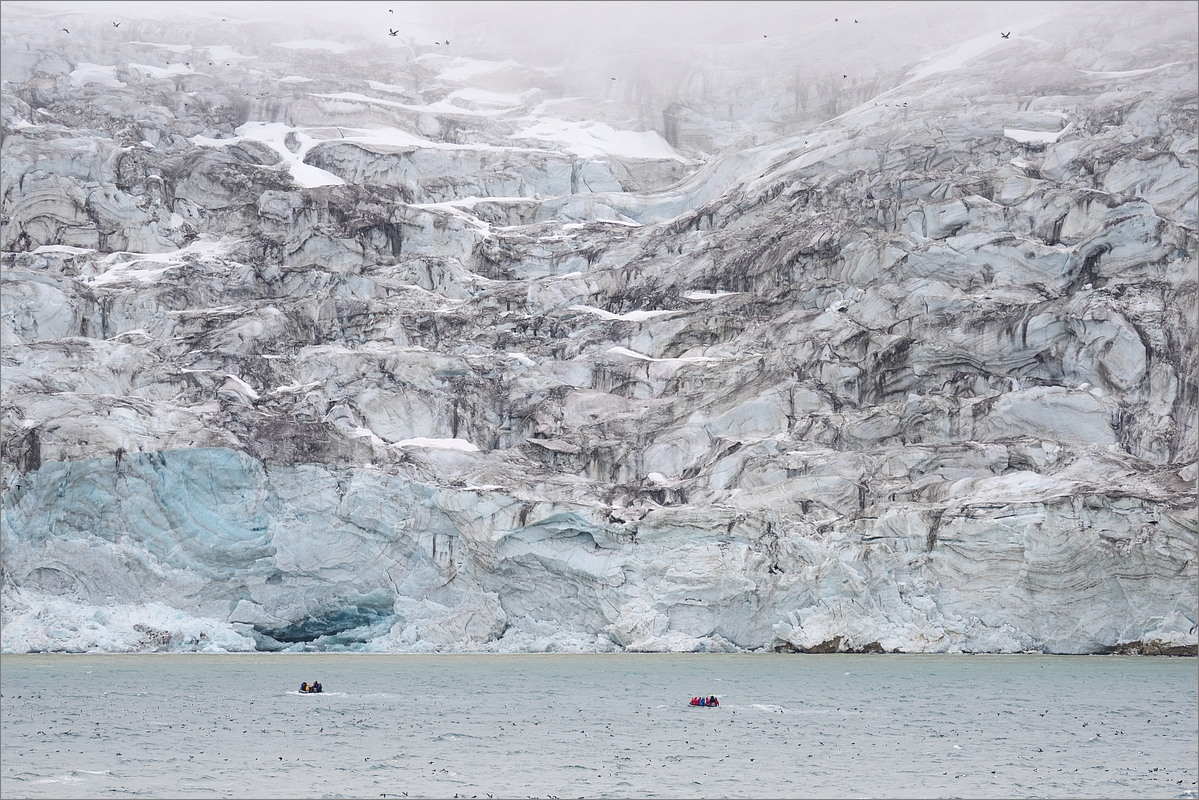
[{"left": 1, "top": 653, "right": 1195, "bottom": 799}]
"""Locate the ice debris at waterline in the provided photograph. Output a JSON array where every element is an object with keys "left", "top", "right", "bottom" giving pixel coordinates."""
[{"left": 1, "top": 1, "right": 1196, "bottom": 655}]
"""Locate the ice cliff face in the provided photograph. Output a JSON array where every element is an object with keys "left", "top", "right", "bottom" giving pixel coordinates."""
[{"left": 2, "top": 1, "right": 1196, "bottom": 655}]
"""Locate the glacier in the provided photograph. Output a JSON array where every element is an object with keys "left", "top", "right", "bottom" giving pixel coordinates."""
[{"left": 1, "top": 0, "right": 1196, "bottom": 655}]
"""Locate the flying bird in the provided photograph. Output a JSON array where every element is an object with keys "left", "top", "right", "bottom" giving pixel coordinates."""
[
  {"left": 389, "top": 28, "right": 398, "bottom": 36},
  {"left": 1000, "top": 31, "right": 1010, "bottom": 38},
  {"left": 112, "top": 21, "right": 120, "bottom": 27},
  {"left": 61, "top": 27, "right": 69, "bottom": 33}
]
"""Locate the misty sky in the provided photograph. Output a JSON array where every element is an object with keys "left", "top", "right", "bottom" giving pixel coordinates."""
[{"left": 5, "top": 0, "right": 1058, "bottom": 65}]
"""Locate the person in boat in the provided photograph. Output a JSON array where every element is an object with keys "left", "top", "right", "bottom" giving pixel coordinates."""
[
  {"left": 300, "top": 681, "right": 309, "bottom": 693},
  {"left": 708, "top": 695, "right": 719, "bottom": 706},
  {"left": 311, "top": 680, "right": 323, "bottom": 693}
]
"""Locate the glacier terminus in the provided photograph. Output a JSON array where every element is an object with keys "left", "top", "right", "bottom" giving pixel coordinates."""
[{"left": 0, "top": 0, "right": 1195, "bottom": 655}]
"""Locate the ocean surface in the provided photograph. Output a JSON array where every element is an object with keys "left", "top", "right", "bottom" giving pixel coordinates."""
[{"left": 0, "top": 653, "right": 1195, "bottom": 799}]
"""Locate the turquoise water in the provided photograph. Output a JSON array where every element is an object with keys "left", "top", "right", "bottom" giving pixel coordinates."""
[{"left": 1, "top": 653, "right": 1195, "bottom": 798}]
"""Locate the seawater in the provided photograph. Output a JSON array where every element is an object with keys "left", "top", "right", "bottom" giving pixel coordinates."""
[{"left": 0, "top": 653, "right": 1195, "bottom": 799}]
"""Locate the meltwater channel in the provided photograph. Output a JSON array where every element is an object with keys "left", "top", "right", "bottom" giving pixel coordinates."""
[{"left": 1, "top": 653, "right": 1195, "bottom": 799}]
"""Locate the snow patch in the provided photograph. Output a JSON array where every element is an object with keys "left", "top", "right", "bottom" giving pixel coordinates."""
[
  {"left": 1083, "top": 62, "right": 1188, "bottom": 78},
  {"left": 205, "top": 45, "right": 253, "bottom": 62},
  {"left": 607, "top": 346, "right": 721, "bottom": 364},
  {"left": 69, "top": 63, "right": 125, "bottom": 88},
  {"left": 192, "top": 122, "right": 346, "bottom": 188},
  {"left": 570, "top": 305, "right": 683, "bottom": 322},
  {"left": 274, "top": 39, "right": 355, "bottom": 54},
  {"left": 1004, "top": 128, "right": 1065, "bottom": 144},
  {"left": 434, "top": 57, "right": 523, "bottom": 82},
  {"left": 511, "top": 120, "right": 688, "bottom": 162},
  {"left": 127, "top": 62, "right": 194, "bottom": 78},
  {"left": 393, "top": 437, "right": 480, "bottom": 452}
]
